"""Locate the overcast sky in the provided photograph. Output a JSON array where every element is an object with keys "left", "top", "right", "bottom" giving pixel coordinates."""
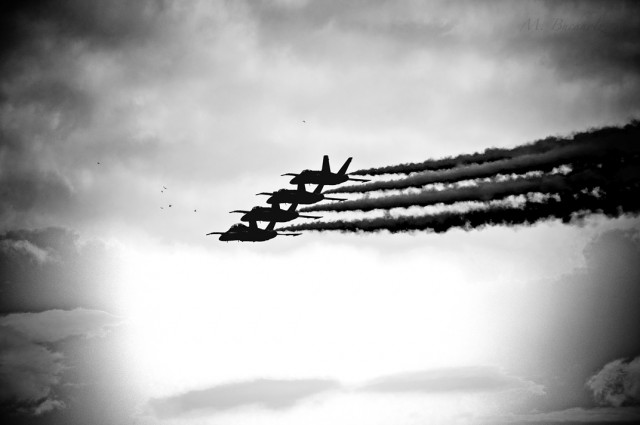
[{"left": 1, "top": 1, "right": 640, "bottom": 424}]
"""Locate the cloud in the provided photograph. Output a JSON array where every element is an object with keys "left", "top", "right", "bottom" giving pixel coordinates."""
[
  {"left": 0, "top": 0, "right": 165, "bottom": 62},
  {"left": 0, "top": 308, "right": 121, "bottom": 343},
  {"left": 148, "top": 378, "right": 340, "bottom": 418},
  {"left": 0, "top": 227, "right": 121, "bottom": 314},
  {"left": 248, "top": 0, "right": 640, "bottom": 85},
  {"left": 359, "top": 366, "right": 544, "bottom": 395},
  {"left": 0, "top": 325, "right": 65, "bottom": 415},
  {"left": 486, "top": 406, "right": 640, "bottom": 424},
  {"left": 493, "top": 228, "right": 640, "bottom": 413},
  {"left": 148, "top": 367, "right": 544, "bottom": 419},
  {"left": 0, "top": 308, "right": 121, "bottom": 416},
  {"left": 587, "top": 356, "right": 640, "bottom": 407},
  {"left": 2, "top": 0, "right": 639, "bottom": 243}
]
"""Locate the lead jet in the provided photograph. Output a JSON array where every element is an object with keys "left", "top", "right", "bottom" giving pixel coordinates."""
[
  {"left": 230, "top": 203, "right": 321, "bottom": 223},
  {"left": 257, "top": 184, "right": 345, "bottom": 206},
  {"left": 206, "top": 220, "right": 300, "bottom": 242},
  {"left": 281, "top": 155, "right": 369, "bottom": 186}
]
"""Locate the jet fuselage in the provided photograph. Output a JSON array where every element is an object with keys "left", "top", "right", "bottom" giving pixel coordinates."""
[
  {"left": 218, "top": 229, "right": 277, "bottom": 242},
  {"left": 240, "top": 207, "right": 299, "bottom": 223},
  {"left": 289, "top": 170, "right": 348, "bottom": 186},
  {"left": 266, "top": 189, "right": 324, "bottom": 205}
]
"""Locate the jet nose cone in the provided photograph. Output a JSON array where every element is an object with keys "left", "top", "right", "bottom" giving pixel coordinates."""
[{"left": 289, "top": 176, "right": 299, "bottom": 184}]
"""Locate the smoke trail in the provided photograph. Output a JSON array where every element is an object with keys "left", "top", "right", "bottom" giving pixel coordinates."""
[
  {"left": 279, "top": 186, "right": 640, "bottom": 234},
  {"left": 350, "top": 121, "right": 639, "bottom": 176},
  {"left": 329, "top": 135, "right": 639, "bottom": 194},
  {"left": 303, "top": 159, "right": 640, "bottom": 213}
]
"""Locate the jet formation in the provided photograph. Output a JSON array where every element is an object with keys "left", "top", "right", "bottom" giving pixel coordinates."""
[{"left": 207, "top": 156, "right": 369, "bottom": 242}]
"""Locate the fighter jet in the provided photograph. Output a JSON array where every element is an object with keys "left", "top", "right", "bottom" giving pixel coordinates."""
[
  {"left": 206, "top": 220, "right": 300, "bottom": 242},
  {"left": 282, "top": 155, "right": 369, "bottom": 186},
  {"left": 257, "top": 184, "right": 345, "bottom": 205},
  {"left": 230, "top": 203, "right": 321, "bottom": 223}
]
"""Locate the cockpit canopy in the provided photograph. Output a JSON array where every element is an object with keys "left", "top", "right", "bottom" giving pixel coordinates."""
[{"left": 229, "top": 223, "right": 247, "bottom": 231}]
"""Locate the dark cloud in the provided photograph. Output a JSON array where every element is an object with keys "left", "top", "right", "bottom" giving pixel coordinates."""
[
  {"left": 0, "top": 0, "right": 169, "bottom": 222},
  {"left": 587, "top": 356, "right": 640, "bottom": 407},
  {"left": 499, "top": 229, "right": 640, "bottom": 412},
  {"left": 248, "top": 0, "right": 640, "bottom": 85},
  {"left": 484, "top": 406, "right": 640, "bottom": 424},
  {"left": 0, "top": 227, "right": 121, "bottom": 314},
  {"left": 359, "top": 367, "right": 544, "bottom": 395},
  {"left": 0, "top": 325, "right": 65, "bottom": 417},
  {"left": 0, "top": 173, "right": 75, "bottom": 226},
  {"left": 248, "top": 0, "right": 455, "bottom": 49},
  {"left": 0, "top": 0, "right": 165, "bottom": 62},
  {"left": 0, "top": 308, "right": 120, "bottom": 418},
  {"left": 148, "top": 378, "right": 340, "bottom": 418},
  {"left": 508, "top": 1, "right": 640, "bottom": 83}
]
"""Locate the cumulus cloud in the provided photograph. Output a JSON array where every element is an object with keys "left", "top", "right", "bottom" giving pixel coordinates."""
[
  {"left": 587, "top": 356, "right": 640, "bottom": 407},
  {"left": 358, "top": 366, "right": 545, "bottom": 395},
  {"left": 0, "top": 308, "right": 121, "bottom": 416},
  {"left": 148, "top": 378, "right": 340, "bottom": 418}
]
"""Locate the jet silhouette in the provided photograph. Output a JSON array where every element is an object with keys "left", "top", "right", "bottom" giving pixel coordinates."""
[
  {"left": 257, "top": 184, "right": 345, "bottom": 205},
  {"left": 230, "top": 203, "right": 321, "bottom": 223},
  {"left": 207, "top": 220, "right": 300, "bottom": 242},
  {"left": 282, "top": 155, "right": 369, "bottom": 186}
]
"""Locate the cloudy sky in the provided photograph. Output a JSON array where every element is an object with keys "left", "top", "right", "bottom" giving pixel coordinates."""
[{"left": 1, "top": 1, "right": 640, "bottom": 424}]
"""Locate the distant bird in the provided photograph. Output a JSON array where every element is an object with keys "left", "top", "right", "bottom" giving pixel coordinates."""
[
  {"left": 302, "top": 120, "right": 306, "bottom": 123},
  {"left": 160, "top": 207, "right": 164, "bottom": 209},
  {"left": 194, "top": 209, "right": 197, "bottom": 212},
  {"left": 97, "top": 162, "right": 101, "bottom": 165},
  {"left": 161, "top": 190, "right": 163, "bottom": 193},
  {"left": 163, "top": 186, "right": 167, "bottom": 189},
  {"left": 169, "top": 204, "right": 172, "bottom": 207}
]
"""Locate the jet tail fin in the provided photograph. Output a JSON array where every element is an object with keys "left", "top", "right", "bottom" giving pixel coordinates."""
[
  {"left": 338, "top": 157, "right": 353, "bottom": 175},
  {"left": 313, "top": 184, "right": 325, "bottom": 194},
  {"left": 322, "top": 155, "right": 330, "bottom": 172},
  {"left": 288, "top": 203, "right": 298, "bottom": 212},
  {"left": 266, "top": 221, "right": 276, "bottom": 231}
]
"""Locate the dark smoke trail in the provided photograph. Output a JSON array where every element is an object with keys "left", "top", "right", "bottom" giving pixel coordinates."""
[
  {"left": 350, "top": 121, "right": 639, "bottom": 176},
  {"left": 303, "top": 159, "right": 640, "bottom": 213},
  {"left": 329, "top": 135, "right": 639, "bottom": 194},
  {"left": 279, "top": 185, "right": 640, "bottom": 234}
]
